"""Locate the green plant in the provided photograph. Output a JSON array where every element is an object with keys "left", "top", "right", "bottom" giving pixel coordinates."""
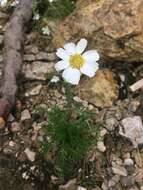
[
  {"left": 42, "top": 104, "right": 101, "bottom": 178},
  {"left": 35, "top": 0, "right": 76, "bottom": 20}
]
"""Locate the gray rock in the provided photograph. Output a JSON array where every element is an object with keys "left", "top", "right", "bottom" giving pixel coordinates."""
[
  {"left": 21, "top": 109, "right": 31, "bottom": 121},
  {"left": 25, "top": 84, "right": 42, "bottom": 97},
  {"left": 105, "top": 117, "right": 118, "bottom": 131},
  {"left": 124, "top": 158, "right": 134, "bottom": 166},
  {"left": 119, "top": 116, "right": 143, "bottom": 147},
  {"left": 24, "top": 148, "right": 36, "bottom": 162},
  {"left": 35, "top": 52, "right": 56, "bottom": 61},
  {"left": 24, "top": 54, "right": 35, "bottom": 62},
  {"left": 24, "top": 44, "right": 39, "bottom": 54},
  {"left": 59, "top": 179, "right": 77, "bottom": 190},
  {"left": 112, "top": 166, "right": 127, "bottom": 176},
  {"left": 120, "top": 176, "right": 135, "bottom": 187},
  {"left": 23, "top": 61, "right": 55, "bottom": 80}
]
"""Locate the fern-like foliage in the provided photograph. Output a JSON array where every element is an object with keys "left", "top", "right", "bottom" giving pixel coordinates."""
[
  {"left": 42, "top": 105, "right": 101, "bottom": 178},
  {"left": 36, "top": 0, "right": 76, "bottom": 20}
]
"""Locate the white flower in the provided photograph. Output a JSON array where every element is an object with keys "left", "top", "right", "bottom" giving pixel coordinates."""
[
  {"left": 50, "top": 76, "right": 60, "bottom": 83},
  {"left": 0, "top": 0, "right": 7, "bottom": 7},
  {"left": 42, "top": 26, "right": 50, "bottom": 35},
  {"left": 55, "top": 38, "right": 100, "bottom": 85},
  {"left": 33, "top": 13, "right": 40, "bottom": 21}
]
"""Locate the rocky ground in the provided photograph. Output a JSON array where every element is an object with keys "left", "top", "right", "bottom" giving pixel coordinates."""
[{"left": 0, "top": 5, "right": 143, "bottom": 190}]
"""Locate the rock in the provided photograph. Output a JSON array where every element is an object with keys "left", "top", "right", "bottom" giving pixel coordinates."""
[
  {"left": 77, "top": 186, "right": 87, "bottom": 190},
  {"left": 21, "top": 109, "right": 31, "bottom": 121},
  {"left": 23, "top": 54, "right": 35, "bottom": 62},
  {"left": 100, "top": 128, "right": 107, "bottom": 137},
  {"left": 101, "top": 182, "right": 108, "bottom": 190},
  {"left": 108, "top": 175, "right": 120, "bottom": 187},
  {"left": 77, "top": 69, "right": 118, "bottom": 108},
  {"left": 25, "top": 84, "right": 42, "bottom": 97},
  {"left": 9, "top": 141, "right": 15, "bottom": 147},
  {"left": 112, "top": 165, "right": 127, "bottom": 176},
  {"left": 24, "top": 148, "right": 36, "bottom": 162},
  {"left": 24, "top": 44, "right": 39, "bottom": 54},
  {"left": 53, "top": 0, "right": 143, "bottom": 62},
  {"left": 124, "top": 158, "right": 134, "bottom": 166},
  {"left": 35, "top": 52, "right": 56, "bottom": 61},
  {"left": 120, "top": 176, "right": 135, "bottom": 187},
  {"left": 134, "top": 168, "right": 143, "bottom": 184},
  {"left": 23, "top": 61, "right": 55, "bottom": 80},
  {"left": 128, "top": 187, "right": 139, "bottom": 190},
  {"left": 97, "top": 141, "right": 106, "bottom": 152},
  {"left": 105, "top": 117, "right": 118, "bottom": 131},
  {"left": 119, "top": 116, "right": 143, "bottom": 147},
  {"left": 59, "top": 179, "right": 77, "bottom": 190}
]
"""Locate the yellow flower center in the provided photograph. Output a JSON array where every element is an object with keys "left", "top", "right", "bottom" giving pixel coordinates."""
[{"left": 69, "top": 54, "right": 84, "bottom": 69}]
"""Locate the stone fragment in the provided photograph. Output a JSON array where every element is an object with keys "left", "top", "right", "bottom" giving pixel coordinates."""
[
  {"left": 124, "top": 158, "right": 134, "bottom": 166},
  {"left": 23, "top": 61, "right": 55, "bottom": 80},
  {"left": 53, "top": 0, "right": 143, "bottom": 62},
  {"left": 21, "top": 109, "right": 31, "bottom": 121},
  {"left": 35, "top": 52, "right": 56, "bottom": 61},
  {"left": 120, "top": 176, "right": 135, "bottom": 187},
  {"left": 97, "top": 141, "right": 106, "bottom": 152},
  {"left": 119, "top": 116, "right": 143, "bottom": 147},
  {"left": 25, "top": 84, "right": 42, "bottom": 97},
  {"left": 24, "top": 44, "right": 39, "bottom": 54},
  {"left": 77, "top": 186, "right": 87, "bottom": 190},
  {"left": 112, "top": 166, "right": 127, "bottom": 176},
  {"left": 59, "top": 179, "right": 77, "bottom": 190},
  {"left": 77, "top": 69, "right": 118, "bottom": 108},
  {"left": 23, "top": 54, "right": 35, "bottom": 62},
  {"left": 24, "top": 148, "right": 36, "bottom": 162},
  {"left": 105, "top": 117, "right": 118, "bottom": 131}
]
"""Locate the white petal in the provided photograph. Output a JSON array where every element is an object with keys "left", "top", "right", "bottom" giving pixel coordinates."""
[
  {"left": 76, "top": 38, "right": 87, "bottom": 54},
  {"left": 62, "top": 68, "right": 81, "bottom": 85},
  {"left": 55, "top": 60, "right": 69, "bottom": 71},
  {"left": 87, "top": 61, "right": 99, "bottom": 68},
  {"left": 80, "top": 62, "right": 99, "bottom": 77},
  {"left": 83, "top": 50, "right": 100, "bottom": 62},
  {"left": 64, "top": 42, "right": 76, "bottom": 55},
  {"left": 56, "top": 48, "right": 69, "bottom": 60}
]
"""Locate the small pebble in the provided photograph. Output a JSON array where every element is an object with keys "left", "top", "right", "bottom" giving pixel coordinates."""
[
  {"left": 24, "top": 148, "right": 36, "bottom": 162},
  {"left": 124, "top": 158, "right": 134, "bottom": 166},
  {"left": 21, "top": 109, "right": 31, "bottom": 121},
  {"left": 77, "top": 186, "right": 87, "bottom": 190},
  {"left": 97, "top": 141, "right": 106, "bottom": 152}
]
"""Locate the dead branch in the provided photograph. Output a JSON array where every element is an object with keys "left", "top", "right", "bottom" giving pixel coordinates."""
[
  {"left": 130, "top": 79, "right": 143, "bottom": 92},
  {"left": 0, "top": 0, "right": 33, "bottom": 128}
]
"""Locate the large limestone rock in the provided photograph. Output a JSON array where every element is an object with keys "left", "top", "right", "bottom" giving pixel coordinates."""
[
  {"left": 53, "top": 0, "right": 143, "bottom": 62},
  {"left": 77, "top": 69, "right": 118, "bottom": 108}
]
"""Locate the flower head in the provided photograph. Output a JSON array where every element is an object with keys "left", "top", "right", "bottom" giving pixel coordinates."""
[
  {"left": 50, "top": 76, "right": 60, "bottom": 83},
  {"left": 55, "top": 38, "right": 99, "bottom": 85},
  {"left": 42, "top": 26, "right": 50, "bottom": 35}
]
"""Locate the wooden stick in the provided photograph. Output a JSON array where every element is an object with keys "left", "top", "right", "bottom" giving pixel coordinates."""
[
  {"left": 0, "top": 0, "right": 33, "bottom": 128},
  {"left": 130, "top": 79, "right": 143, "bottom": 92}
]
